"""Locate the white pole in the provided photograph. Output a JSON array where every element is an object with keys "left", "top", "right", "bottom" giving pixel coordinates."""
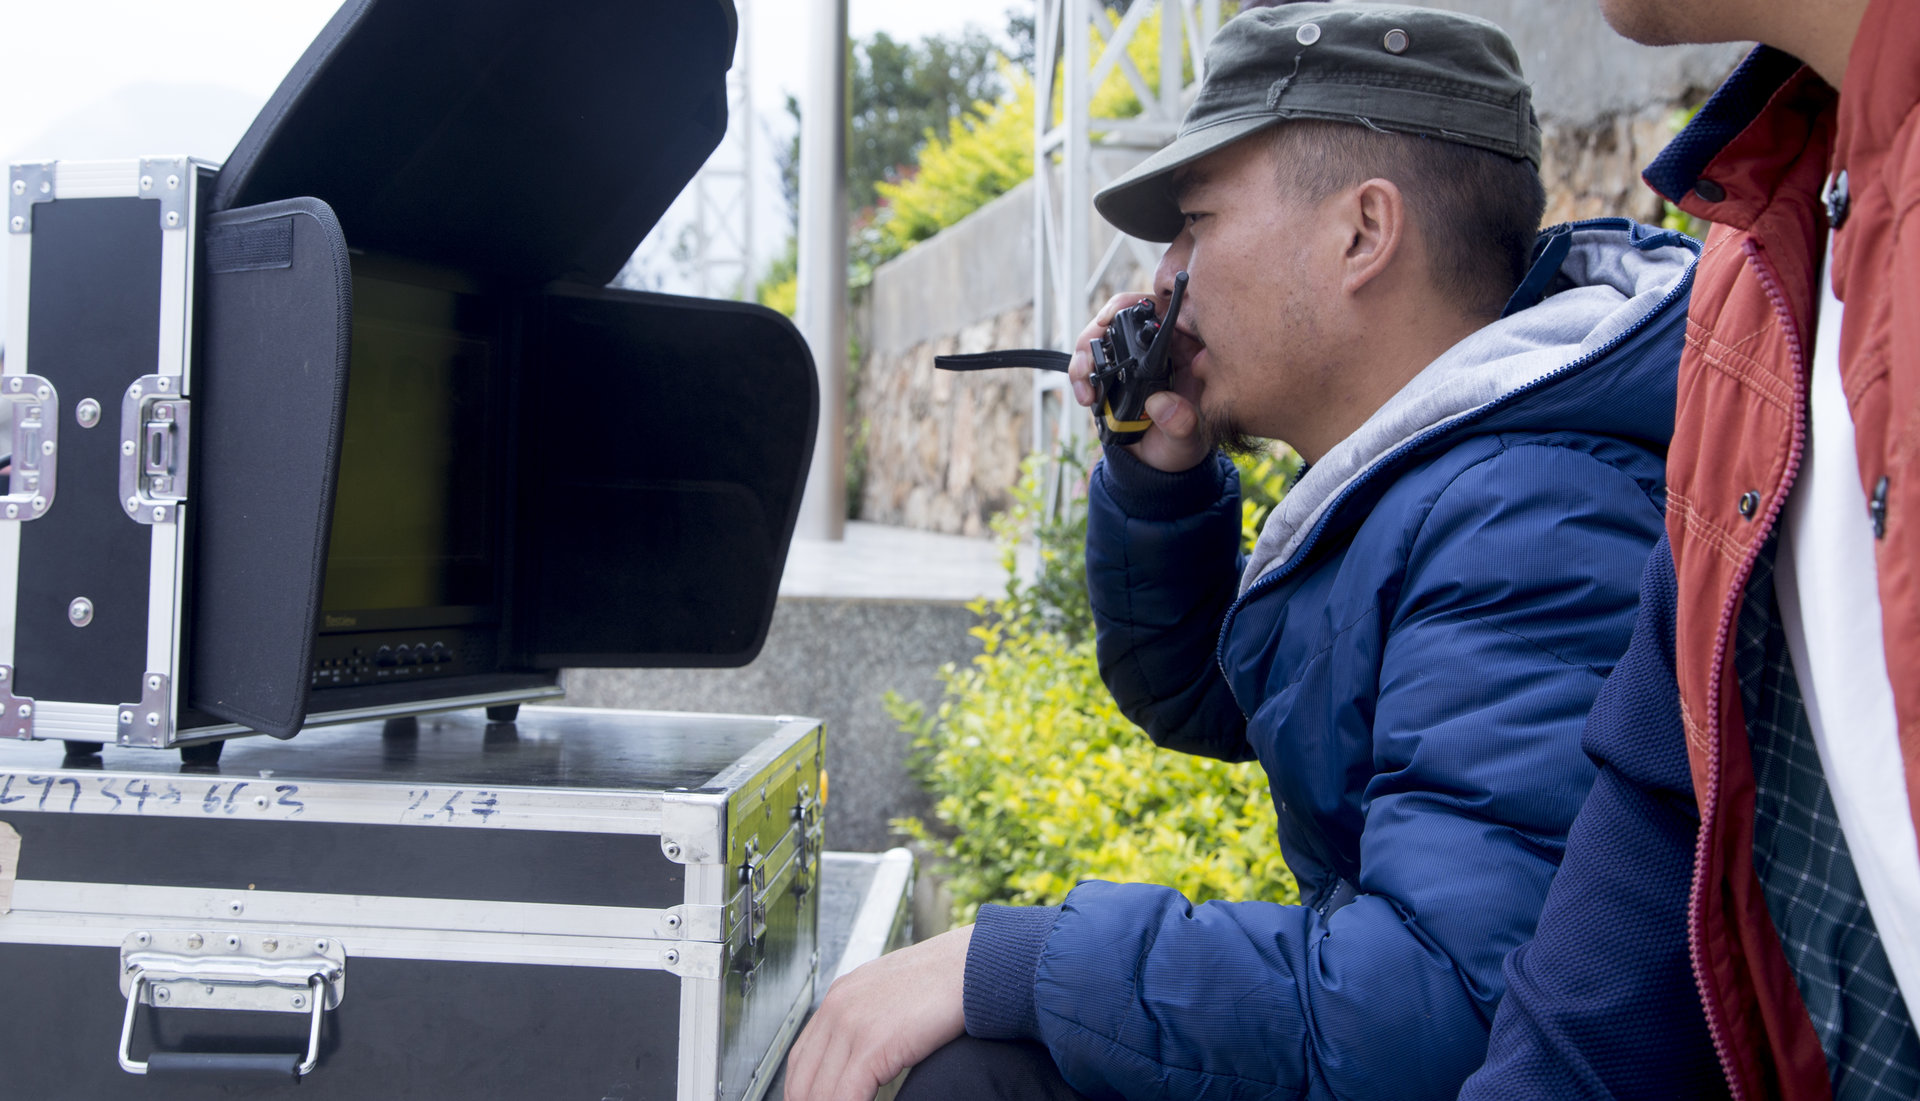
[{"left": 795, "top": 0, "right": 849, "bottom": 540}]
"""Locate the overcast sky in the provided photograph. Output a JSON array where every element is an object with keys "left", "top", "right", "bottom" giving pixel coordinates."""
[{"left": 0, "top": 0, "right": 1013, "bottom": 298}]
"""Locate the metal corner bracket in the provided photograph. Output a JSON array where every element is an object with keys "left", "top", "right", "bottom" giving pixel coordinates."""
[
  {"left": 0, "top": 666, "right": 34, "bottom": 740},
  {"left": 7, "top": 162, "right": 54, "bottom": 235},
  {"left": 136, "top": 157, "right": 192, "bottom": 231},
  {"left": 117, "top": 673, "right": 171, "bottom": 748},
  {"left": 660, "top": 791, "right": 727, "bottom": 864}
]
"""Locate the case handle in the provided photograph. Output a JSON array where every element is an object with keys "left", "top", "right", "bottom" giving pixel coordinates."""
[
  {"left": 118, "top": 974, "right": 325, "bottom": 1079},
  {"left": 0, "top": 373, "right": 58, "bottom": 521}
]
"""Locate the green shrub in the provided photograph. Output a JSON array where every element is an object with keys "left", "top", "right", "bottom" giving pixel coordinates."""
[{"left": 893, "top": 444, "right": 1302, "bottom": 926}]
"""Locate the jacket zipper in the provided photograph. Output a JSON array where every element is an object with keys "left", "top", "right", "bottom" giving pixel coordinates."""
[
  {"left": 1213, "top": 229, "right": 1698, "bottom": 688},
  {"left": 1684, "top": 238, "right": 1809, "bottom": 1101}
]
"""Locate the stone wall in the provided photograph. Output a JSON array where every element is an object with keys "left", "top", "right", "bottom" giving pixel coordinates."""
[
  {"left": 855, "top": 305, "right": 1035, "bottom": 536},
  {"left": 850, "top": 8, "right": 1746, "bottom": 535},
  {"left": 854, "top": 181, "right": 1040, "bottom": 536}
]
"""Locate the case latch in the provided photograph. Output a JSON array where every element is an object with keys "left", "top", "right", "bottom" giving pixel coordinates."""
[
  {"left": 0, "top": 374, "right": 59, "bottom": 521},
  {"left": 734, "top": 836, "right": 769, "bottom": 979},
  {"left": 118, "top": 930, "right": 345, "bottom": 1078},
  {"left": 792, "top": 781, "right": 821, "bottom": 899},
  {"left": 118, "top": 374, "right": 188, "bottom": 525}
]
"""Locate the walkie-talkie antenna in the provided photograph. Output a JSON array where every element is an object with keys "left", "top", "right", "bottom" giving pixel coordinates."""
[{"left": 1143, "top": 271, "right": 1189, "bottom": 370}]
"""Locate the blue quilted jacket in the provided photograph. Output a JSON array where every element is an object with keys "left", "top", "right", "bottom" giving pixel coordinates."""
[{"left": 962, "top": 221, "right": 1699, "bottom": 1100}]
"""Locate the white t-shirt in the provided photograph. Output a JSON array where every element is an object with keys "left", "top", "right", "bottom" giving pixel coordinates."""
[{"left": 1774, "top": 222, "right": 1920, "bottom": 1024}]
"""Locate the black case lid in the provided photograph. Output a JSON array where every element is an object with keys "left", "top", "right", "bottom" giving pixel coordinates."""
[{"left": 210, "top": 0, "right": 738, "bottom": 286}]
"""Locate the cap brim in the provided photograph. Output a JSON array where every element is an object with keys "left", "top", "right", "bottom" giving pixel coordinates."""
[{"left": 1093, "top": 114, "right": 1282, "bottom": 242}]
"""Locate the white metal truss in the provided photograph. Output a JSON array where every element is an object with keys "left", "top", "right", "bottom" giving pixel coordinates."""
[
  {"left": 687, "top": 0, "right": 756, "bottom": 300},
  {"left": 1031, "top": 0, "right": 1220, "bottom": 452}
]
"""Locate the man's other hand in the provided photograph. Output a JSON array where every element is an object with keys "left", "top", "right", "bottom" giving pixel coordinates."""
[
  {"left": 1069, "top": 292, "right": 1210, "bottom": 473},
  {"left": 784, "top": 924, "right": 974, "bottom": 1101}
]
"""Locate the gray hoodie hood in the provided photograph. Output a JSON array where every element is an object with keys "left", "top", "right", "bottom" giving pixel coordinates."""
[{"left": 1240, "top": 220, "right": 1696, "bottom": 593}]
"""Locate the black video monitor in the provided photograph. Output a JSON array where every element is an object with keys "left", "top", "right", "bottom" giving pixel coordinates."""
[{"left": 318, "top": 258, "right": 504, "bottom": 636}]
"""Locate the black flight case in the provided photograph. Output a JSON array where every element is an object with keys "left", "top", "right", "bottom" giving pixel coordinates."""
[{"left": 0, "top": 705, "right": 824, "bottom": 1100}]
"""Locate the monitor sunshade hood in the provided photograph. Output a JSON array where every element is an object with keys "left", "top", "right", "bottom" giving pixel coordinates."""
[{"left": 210, "top": 0, "right": 739, "bottom": 286}]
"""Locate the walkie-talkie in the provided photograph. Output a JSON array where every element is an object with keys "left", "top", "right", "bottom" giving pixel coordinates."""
[{"left": 934, "top": 271, "right": 1189, "bottom": 447}]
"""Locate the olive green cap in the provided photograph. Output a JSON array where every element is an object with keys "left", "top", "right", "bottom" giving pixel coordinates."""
[{"left": 1094, "top": 2, "right": 1541, "bottom": 242}]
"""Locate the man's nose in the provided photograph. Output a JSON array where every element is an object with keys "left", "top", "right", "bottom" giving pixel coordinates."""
[{"left": 1155, "top": 235, "right": 1192, "bottom": 300}]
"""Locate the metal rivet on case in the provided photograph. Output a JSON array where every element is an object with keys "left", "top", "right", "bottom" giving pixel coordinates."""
[
  {"left": 140, "top": 176, "right": 153, "bottom": 191},
  {"left": 165, "top": 175, "right": 179, "bottom": 190},
  {"left": 39, "top": 440, "right": 52, "bottom": 456},
  {"left": 8, "top": 217, "right": 21, "bottom": 232},
  {"left": 145, "top": 713, "right": 158, "bottom": 726},
  {"left": 9, "top": 180, "right": 21, "bottom": 196},
  {"left": 1296, "top": 22, "right": 1320, "bottom": 44},
  {"left": 154, "top": 987, "right": 169, "bottom": 1002},
  {"left": 666, "top": 914, "right": 681, "bottom": 928},
  {"left": 316, "top": 941, "right": 328, "bottom": 952},
  {"left": 1383, "top": 28, "right": 1409, "bottom": 53},
  {"left": 8, "top": 379, "right": 19, "bottom": 393},
  {"left": 227, "top": 931, "right": 241, "bottom": 944},
  {"left": 4, "top": 506, "right": 15, "bottom": 520},
  {"left": 76, "top": 398, "right": 100, "bottom": 428},
  {"left": 164, "top": 211, "right": 179, "bottom": 228},
  {"left": 127, "top": 497, "right": 139, "bottom": 513},
  {"left": 68, "top": 598, "right": 92, "bottom": 627},
  {"left": 157, "top": 377, "right": 170, "bottom": 391},
  {"left": 37, "top": 181, "right": 47, "bottom": 195},
  {"left": 254, "top": 795, "right": 269, "bottom": 810},
  {"left": 152, "top": 506, "right": 166, "bottom": 522},
  {"left": 136, "top": 932, "right": 150, "bottom": 946},
  {"left": 186, "top": 934, "right": 203, "bottom": 950},
  {"left": 17, "top": 705, "right": 29, "bottom": 718},
  {"left": 262, "top": 938, "right": 278, "bottom": 953},
  {"left": 129, "top": 384, "right": 141, "bottom": 397},
  {"left": 665, "top": 843, "right": 682, "bottom": 859},
  {"left": 292, "top": 994, "right": 306, "bottom": 1009},
  {"left": 664, "top": 949, "right": 679, "bottom": 965},
  {"left": 36, "top": 386, "right": 48, "bottom": 400},
  {"left": 148, "top": 675, "right": 161, "bottom": 691},
  {"left": 31, "top": 497, "right": 45, "bottom": 512},
  {"left": 119, "top": 711, "right": 133, "bottom": 724},
  {"left": 122, "top": 441, "right": 136, "bottom": 456}
]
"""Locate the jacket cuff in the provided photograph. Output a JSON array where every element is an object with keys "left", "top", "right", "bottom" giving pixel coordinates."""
[
  {"left": 1095, "top": 444, "right": 1232, "bottom": 522},
  {"left": 963, "top": 904, "right": 1061, "bottom": 1040}
]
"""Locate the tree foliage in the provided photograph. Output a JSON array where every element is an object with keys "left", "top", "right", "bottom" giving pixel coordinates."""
[{"left": 776, "top": 30, "right": 1008, "bottom": 229}]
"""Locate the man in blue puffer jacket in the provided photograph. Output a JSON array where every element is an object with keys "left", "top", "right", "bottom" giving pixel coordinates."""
[{"left": 785, "top": 7, "right": 1696, "bottom": 1100}]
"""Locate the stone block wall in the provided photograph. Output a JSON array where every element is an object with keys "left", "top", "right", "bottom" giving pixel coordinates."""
[{"left": 855, "top": 305, "right": 1034, "bottom": 536}]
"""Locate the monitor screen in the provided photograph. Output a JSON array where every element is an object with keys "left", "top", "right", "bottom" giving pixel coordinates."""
[{"left": 318, "top": 264, "right": 501, "bottom": 633}]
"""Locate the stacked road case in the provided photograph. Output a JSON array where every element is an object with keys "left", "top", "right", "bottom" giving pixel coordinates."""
[{"left": 0, "top": 0, "right": 832, "bottom": 1095}]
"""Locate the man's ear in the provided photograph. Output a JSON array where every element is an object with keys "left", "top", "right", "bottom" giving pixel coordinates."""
[{"left": 1339, "top": 178, "right": 1406, "bottom": 296}]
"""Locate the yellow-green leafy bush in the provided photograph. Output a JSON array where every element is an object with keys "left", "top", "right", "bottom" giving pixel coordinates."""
[{"left": 893, "top": 444, "right": 1301, "bottom": 926}]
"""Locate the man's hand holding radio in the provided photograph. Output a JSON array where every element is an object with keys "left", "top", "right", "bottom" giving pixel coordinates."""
[{"left": 1067, "top": 290, "right": 1209, "bottom": 474}]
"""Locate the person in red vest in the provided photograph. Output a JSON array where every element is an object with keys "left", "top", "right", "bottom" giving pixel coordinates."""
[{"left": 1460, "top": 0, "right": 1920, "bottom": 1097}]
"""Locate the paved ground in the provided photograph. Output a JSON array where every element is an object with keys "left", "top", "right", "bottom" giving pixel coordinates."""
[{"left": 777, "top": 520, "right": 1025, "bottom": 602}]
